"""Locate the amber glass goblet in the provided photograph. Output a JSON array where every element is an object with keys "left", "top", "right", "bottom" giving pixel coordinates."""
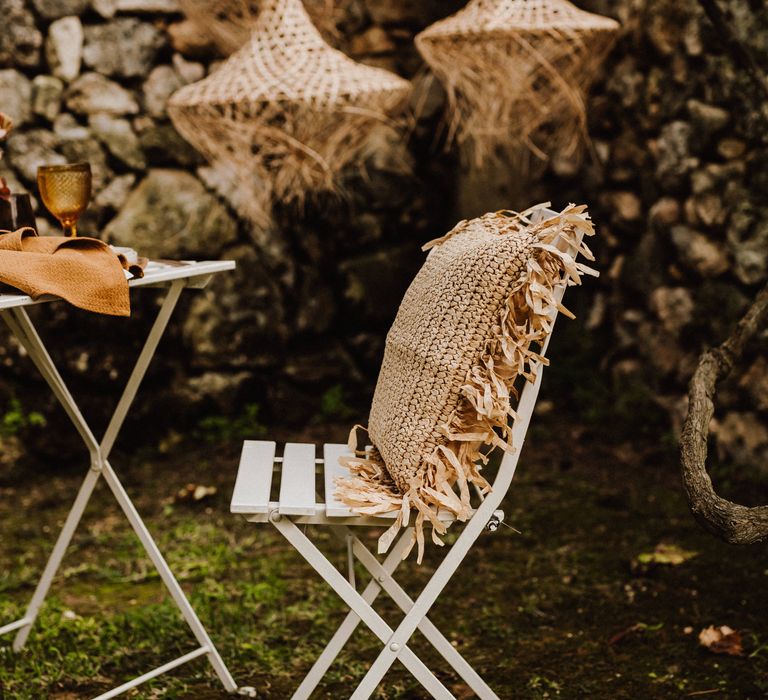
[{"left": 37, "top": 162, "right": 92, "bottom": 237}]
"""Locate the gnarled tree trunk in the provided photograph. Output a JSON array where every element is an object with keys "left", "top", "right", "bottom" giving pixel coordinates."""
[
  {"left": 680, "top": 281, "right": 768, "bottom": 543},
  {"left": 678, "top": 0, "right": 768, "bottom": 544}
]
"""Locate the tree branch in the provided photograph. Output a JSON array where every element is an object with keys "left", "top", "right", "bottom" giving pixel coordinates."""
[{"left": 680, "top": 280, "right": 768, "bottom": 544}]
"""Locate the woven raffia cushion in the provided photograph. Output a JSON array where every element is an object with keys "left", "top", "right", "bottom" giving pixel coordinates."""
[{"left": 336, "top": 203, "right": 597, "bottom": 562}]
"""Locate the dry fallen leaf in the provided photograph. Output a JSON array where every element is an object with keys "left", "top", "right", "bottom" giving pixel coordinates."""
[
  {"left": 632, "top": 543, "right": 698, "bottom": 573},
  {"left": 174, "top": 483, "right": 217, "bottom": 503},
  {"left": 698, "top": 625, "right": 743, "bottom": 656}
]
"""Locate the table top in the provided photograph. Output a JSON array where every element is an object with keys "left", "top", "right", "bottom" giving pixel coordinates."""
[{"left": 0, "top": 259, "right": 236, "bottom": 311}]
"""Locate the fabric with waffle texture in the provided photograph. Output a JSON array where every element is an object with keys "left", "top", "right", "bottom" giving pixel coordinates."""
[{"left": 0, "top": 228, "right": 129, "bottom": 316}]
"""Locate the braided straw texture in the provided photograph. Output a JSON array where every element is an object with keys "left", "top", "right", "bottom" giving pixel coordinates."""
[
  {"left": 336, "top": 203, "right": 598, "bottom": 562},
  {"left": 168, "top": 0, "right": 410, "bottom": 225},
  {"left": 178, "top": 0, "right": 340, "bottom": 55},
  {"left": 415, "top": 0, "right": 619, "bottom": 168}
]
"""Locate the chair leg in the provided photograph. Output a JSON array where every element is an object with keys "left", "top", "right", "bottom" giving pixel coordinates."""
[
  {"left": 292, "top": 530, "right": 413, "bottom": 700},
  {"left": 343, "top": 531, "right": 499, "bottom": 700},
  {"left": 271, "top": 516, "right": 454, "bottom": 700},
  {"left": 350, "top": 503, "right": 497, "bottom": 700}
]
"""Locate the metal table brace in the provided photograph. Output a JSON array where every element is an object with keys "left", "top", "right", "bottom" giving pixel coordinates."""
[{"left": 0, "top": 278, "right": 239, "bottom": 699}]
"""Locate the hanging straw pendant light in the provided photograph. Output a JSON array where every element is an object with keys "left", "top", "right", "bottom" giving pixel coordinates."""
[
  {"left": 415, "top": 0, "right": 619, "bottom": 169},
  {"left": 168, "top": 0, "right": 410, "bottom": 225}
]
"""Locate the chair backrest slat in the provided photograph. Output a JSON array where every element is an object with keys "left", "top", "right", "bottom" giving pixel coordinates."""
[{"left": 491, "top": 216, "right": 587, "bottom": 500}]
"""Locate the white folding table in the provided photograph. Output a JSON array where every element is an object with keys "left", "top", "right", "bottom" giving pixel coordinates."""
[{"left": 0, "top": 260, "right": 245, "bottom": 699}]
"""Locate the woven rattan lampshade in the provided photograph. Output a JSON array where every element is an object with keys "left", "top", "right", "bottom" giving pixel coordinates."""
[
  {"left": 416, "top": 0, "right": 619, "bottom": 168},
  {"left": 168, "top": 0, "right": 410, "bottom": 224}
]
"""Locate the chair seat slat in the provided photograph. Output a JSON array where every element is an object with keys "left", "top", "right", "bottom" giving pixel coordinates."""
[
  {"left": 278, "top": 443, "right": 318, "bottom": 516},
  {"left": 323, "top": 443, "right": 354, "bottom": 517},
  {"left": 230, "top": 440, "right": 276, "bottom": 514}
]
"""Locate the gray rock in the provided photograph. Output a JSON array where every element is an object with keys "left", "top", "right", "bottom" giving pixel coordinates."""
[
  {"left": 53, "top": 113, "right": 90, "bottom": 140},
  {"left": 83, "top": 19, "right": 164, "bottom": 78},
  {"left": 31, "top": 75, "right": 64, "bottom": 122},
  {"left": 31, "top": 0, "right": 89, "bottom": 19},
  {"left": 670, "top": 225, "right": 729, "bottom": 277},
  {"left": 92, "top": 0, "right": 117, "bottom": 17},
  {"left": 6, "top": 130, "right": 65, "bottom": 183},
  {"left": 340, "top": 245, "right": 419, "bottom": 321},
  {"left": 739, "top": 357, "right": 768, "bottom": 412},
  {"left": 138, "top": 123, "right": 205, "bottom": 167},
  {"left": 649, "top": 287, "right": 694, "bottom": 334},
  {"left": 733, "top": 241, "right": 768, "bottom": 286},
  {"left": 66, "top": 73, "right": 139, "bottom": 115},
  {"left": 89, "top": 114, "right": 146, "bottom": 169},
  {"left": 717, "top": 138, "right": 746, "bottom": 160},
  {"left": 45, "top": 16, "right": 83, "bottom": 82},
  {"left": 692, "top": 192, "right": 726, "bottom": 227},
  {"left": 59, "top": 138, "right": 112, "bottom": 190},
  {"left": 172, "top": 53, "right": 205, "bottom": 83},
  {"left": 611, "top": 191, "right": 642, "bottom": 222},
  {"left": 649, "top": 197, "right": 680, "bottom": 228},
  {"left": 104, "top": 169, "right": 238, "bottom": 258},
  {"left": 0, "top": 70, "right": 32, "bottom": 127},
  {"left": 94, "top": 173, "right": 136, "bottom": 211},
  {"left": 715, "top": 412, "right": 768, "bottom": 468},
  {"left": 167, "top": 19, "right": 217, "bottom": 59},
  {"left": 182, "top": 243, "right": 282, "bottom": 367},
  {"left": 114, "top": 0, "right": 179, "bottom": 10},
  {"left": 687, "top": 99, "right": 729, "bottom": 139},
  {"left": 690, "top": 168, "right": 715, "bottom": 195},
  {"left": 143, "top": 65, "right": 182, "bottom": 118},
  {"left": 646, "top": 10, "right": 679, "bottom": 55},
  {"left": 349, "top": 26, "right": 395, "bottom": 56},
  {"left": 727, "top": 217, "right": 768, "bottom": 285},
  {"left": 656, "top": 121, "right": 697, "bottom": 190},
  {"left": 178, "top": 370, "right": 253, "bottom": 413},
  {"left": 0, "top": 0, "right": 42, "bottom": 68}
]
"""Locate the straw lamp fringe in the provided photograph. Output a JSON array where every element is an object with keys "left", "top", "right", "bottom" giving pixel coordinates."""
[
  {"left": 168, "top": 0, "right": 411, "bottom": 225},
  {"left": 415, "top": 0, "right": 619, "bottom": 169},
  {"left": 178, "top": 0, "right": 342, "bottom": 55},
  {"left": 335, "top": 203, "right": 597, "bottom": 563}
]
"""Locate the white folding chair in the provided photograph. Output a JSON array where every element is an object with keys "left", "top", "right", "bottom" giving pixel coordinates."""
[{"left": 230, "top": 222, "right": 584, "bottom": 699}]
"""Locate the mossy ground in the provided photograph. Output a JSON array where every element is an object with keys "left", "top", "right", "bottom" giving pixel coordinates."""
[{"left": 1, "top": 417, "right": 767, "bottom": 699}]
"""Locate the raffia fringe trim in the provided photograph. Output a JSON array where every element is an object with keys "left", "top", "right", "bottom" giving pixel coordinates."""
[{"left": 335, "top": 202, "right": 597, "bottom": 563}]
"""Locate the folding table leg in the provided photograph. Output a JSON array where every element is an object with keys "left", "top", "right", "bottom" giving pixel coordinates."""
[
  {"left": 0, "top": 287, "right": 240, "bottom": 695},
  {"left": 272, "top": 516, "right": 454, "bottom": 700},
  {"left": 1, "top": 308, "right": 104, "bottom": 650},
  {"left": 291, "top": 529, "right": 414, "bottom": 700},
  {"left": 12, "top": 469, "right": 101, "bottom": 651},
  {"left": 101, "top": 460, "right": 237, "bottom": 692}
]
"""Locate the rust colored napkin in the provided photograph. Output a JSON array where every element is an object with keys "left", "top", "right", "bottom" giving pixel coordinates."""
[
  {"left": 115, "top": 252, "right": 149, "bottom": 280},
  {"left": 0, "top": 228, "right": 130, "bottom": 316}
]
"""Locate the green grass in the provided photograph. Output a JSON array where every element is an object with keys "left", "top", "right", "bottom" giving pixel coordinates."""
[{"left": 1, "top": 423, "right": 767, "bottom": 698}]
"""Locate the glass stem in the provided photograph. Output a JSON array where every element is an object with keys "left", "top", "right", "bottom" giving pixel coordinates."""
[{"left": 63, "top": 220, "right": 77, "bottom": 237}]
